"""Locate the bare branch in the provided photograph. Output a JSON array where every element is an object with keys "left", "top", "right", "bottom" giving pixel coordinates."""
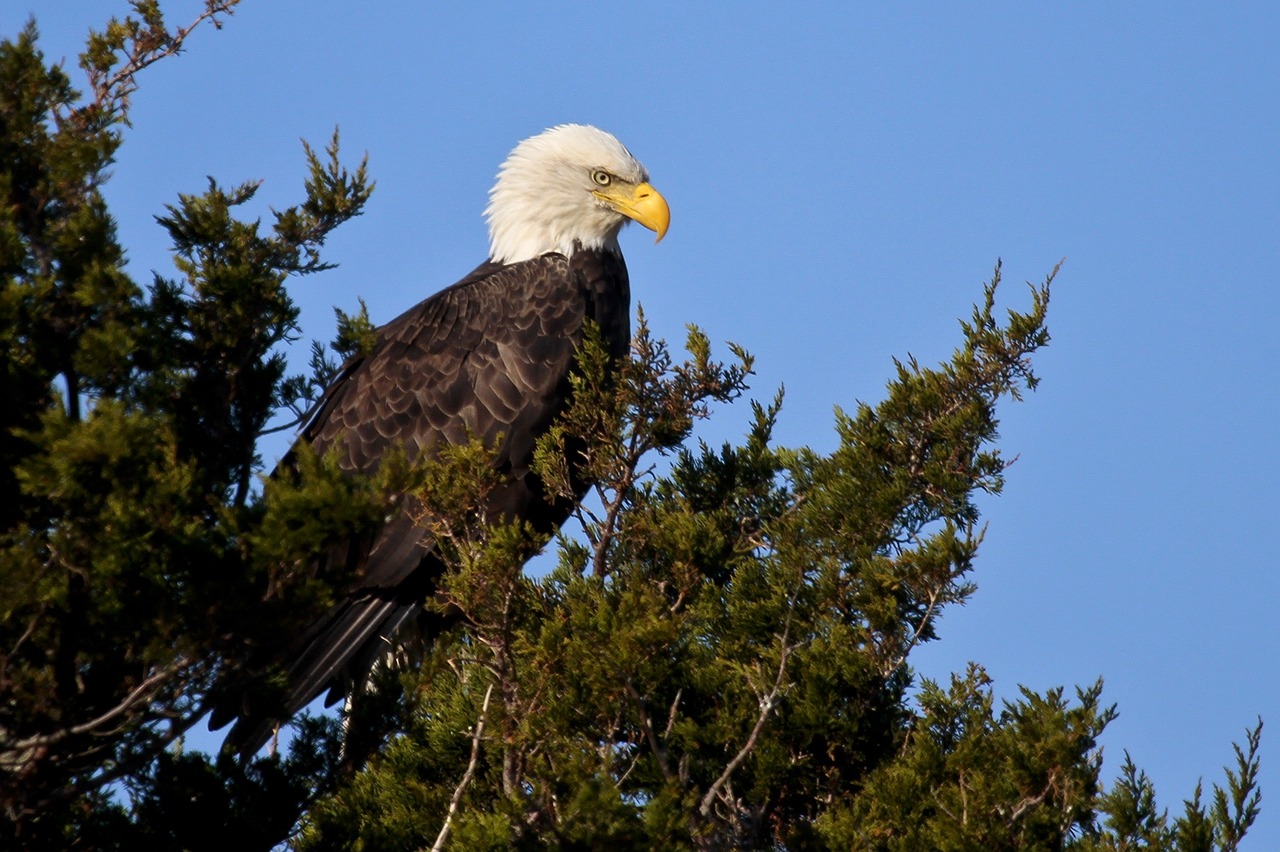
[
  {"left": 698, "top": 614, "right": 795, "bottom": 818},
  {"left": 431, "top": 683, "right": 495, "bottom": 852},
  {"left": 880, "top": 582, "right": 945, "bottom": 677},
  {"left": 1006, "top": 769, "right": 1057, "bottom": 824},
  {"left": 663, "top": 688, "right": 683, "bottom": 740},
  {"left": 626, "top": 680, "right": 673, "bottom": 782},
  {"left": 4, "top": 663, "right": 180, "bottom": 754}
]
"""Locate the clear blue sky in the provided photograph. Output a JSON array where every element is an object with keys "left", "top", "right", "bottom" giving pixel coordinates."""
[{"left": 19, "top": 1, "right": 1280, "bottom": 843}]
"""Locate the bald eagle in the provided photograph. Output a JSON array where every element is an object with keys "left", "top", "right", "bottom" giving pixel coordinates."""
[{"left": 214, "top": 125, "right": 668, "bottom": 754}]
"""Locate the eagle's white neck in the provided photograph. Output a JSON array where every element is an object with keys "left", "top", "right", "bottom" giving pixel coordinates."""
[
  {"left": 486, "top": 205, "right": 624, "bottom": 265},
  {"left": 485, "top": 125, "right": 647, "bottom": 265}
]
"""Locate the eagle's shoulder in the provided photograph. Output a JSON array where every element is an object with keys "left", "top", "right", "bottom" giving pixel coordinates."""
[{"left": 304, "top": 252, "right": 620, "bottom": 469}]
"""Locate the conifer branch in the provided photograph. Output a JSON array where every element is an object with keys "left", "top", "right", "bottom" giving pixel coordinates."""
[
  {"left": 79, "top": 1, "right": 241, "bottom": 125},
  {"left": 4, "top": 662, "right": 182, "bottom": 753}
]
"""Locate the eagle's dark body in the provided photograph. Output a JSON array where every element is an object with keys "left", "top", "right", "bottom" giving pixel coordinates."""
[{"left": 218, "top": 247, "right": 630, "bottom": 754}]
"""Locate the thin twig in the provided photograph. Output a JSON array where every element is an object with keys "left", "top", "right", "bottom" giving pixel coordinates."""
[
  {"left": 663, "top": 688, "right": 683, "bottom": 740},
  {"left": 626, "top": 680, "right": 673, "bottom": 781},
  {"left": 5, "top": 664, "right": 178, "bottom": 752},
  {"left": 431, "top": 683, "right": 495, "bottom": 852},
  {"left": 698, "top": 614, "right": 795, "bottom": 818},
  {"left": 1006, "top": 770, "right": 1057, "bottom": 823},
  {"left": 87, "top": 2, "right": 241, "bottom": 120},
  {"left": 881, "top": 583, "right": 944, "bottom": 677}
]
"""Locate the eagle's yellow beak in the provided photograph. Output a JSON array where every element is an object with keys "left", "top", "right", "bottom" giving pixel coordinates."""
[{"left": 596, "top": 182, "right": 670, "bottom": 243}]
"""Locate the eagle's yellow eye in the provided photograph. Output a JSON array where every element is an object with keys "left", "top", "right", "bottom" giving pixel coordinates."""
[{"left": 591, "top": 169, "right": 612, "bottom": 187}]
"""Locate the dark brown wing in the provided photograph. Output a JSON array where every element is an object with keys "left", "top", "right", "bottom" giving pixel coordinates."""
[{"left": 216, "top": 249, "right": 629, "bottom": 754}]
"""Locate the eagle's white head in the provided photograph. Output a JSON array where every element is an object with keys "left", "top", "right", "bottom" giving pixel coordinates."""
[{"left": 486, "top": 124, "right": 670, "bottom": 265}]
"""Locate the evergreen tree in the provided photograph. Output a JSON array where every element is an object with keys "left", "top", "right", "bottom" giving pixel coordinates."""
[
  {"left": 1, "top": 4, "right": 376, "bottom": 846},
  {"left": 0, "top": 4, "right": 1262, "bottom": 850}
]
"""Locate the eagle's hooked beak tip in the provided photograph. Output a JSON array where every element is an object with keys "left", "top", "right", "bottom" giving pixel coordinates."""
[
  {"left": 633, "top": 182, "right": 670, "bottom": 244},
  {"left": 599, "top": 182, "right": 669, "bottom": 244}
]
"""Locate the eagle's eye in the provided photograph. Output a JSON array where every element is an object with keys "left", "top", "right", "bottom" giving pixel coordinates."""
[{"left": 591, "top": 169, "right": 612, "bottom": 187}]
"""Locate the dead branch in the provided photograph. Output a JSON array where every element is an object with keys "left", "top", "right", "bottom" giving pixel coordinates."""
[
  {"left": 430, "top": 682, "right": 495, "bottom": 852},
  {"left": 698, "top": 613, "right": 795, "bottom": 819}
]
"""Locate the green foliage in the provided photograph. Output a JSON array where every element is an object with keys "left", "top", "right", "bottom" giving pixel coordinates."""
[
  {"left": 1095, "top": 754, "right": 1171, "bottom": 848},
  {"left": 820, "top": 664, "right": 1114, "bottom": 849},
  {"left": 1069, "top": 720, "right": 1263, "bottom": 852},
  {"left": 297, "top": 271, "right": 1262, "bottom": 852}
]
